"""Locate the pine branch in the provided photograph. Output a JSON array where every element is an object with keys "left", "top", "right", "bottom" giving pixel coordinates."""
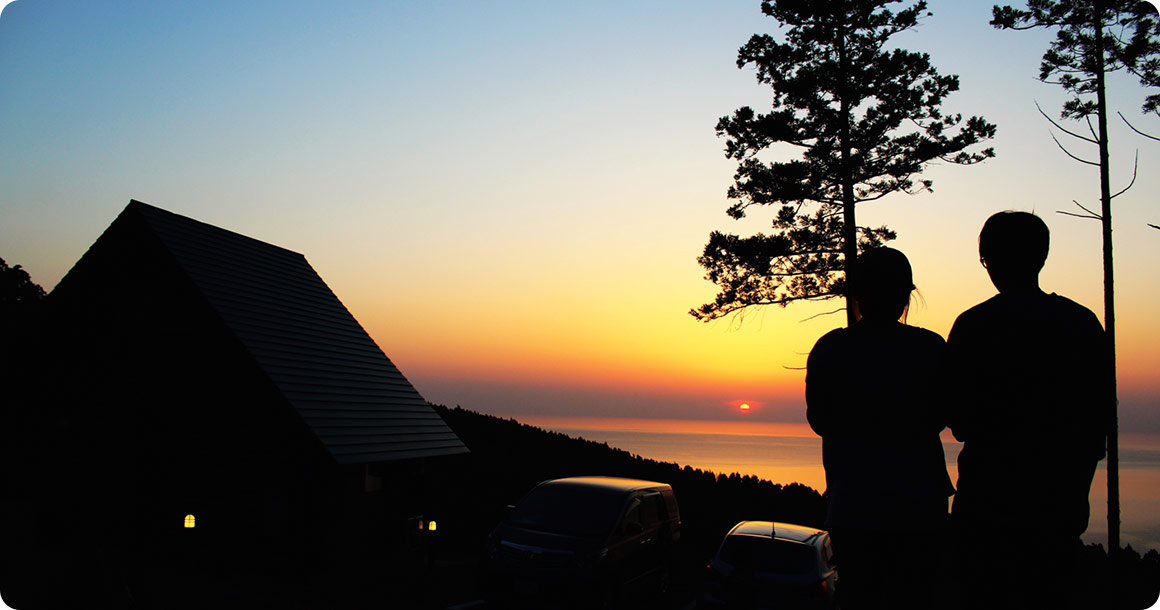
[
  {"left": 1058, "top": 211, "right": 1102, "bottom": 220},
  {"left": 1119, "top": 112, "right": 1160, "bottom": 142},
  {"left": 1049, "top": 130, "right": 1100, "bottom": 165},
  {"left": 692, "top": 290, "right": 842, "bottom": 322},
  {"left": 1057, "top": 199, "right": 1102, "bottom": 221},
  {"left": 1037, "top": 101, "right": 1099, "bottom": 143},
  {"left": 1109, "top": 151, "right": 1139, "bottom": 200},
  {"left": 766, "top": 269, "right": 845, "bottom": 278},
  {"left": 798, "top": 308, "right": 846, "bottom": 323}
]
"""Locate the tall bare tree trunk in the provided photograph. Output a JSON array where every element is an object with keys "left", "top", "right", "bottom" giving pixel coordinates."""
[{"left": 1092, "top": 6, "right": 1120, "bottom": 563}]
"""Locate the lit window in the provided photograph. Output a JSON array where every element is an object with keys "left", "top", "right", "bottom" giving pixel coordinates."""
[
  {"left": 184, "top": 514, "right": 196, "bottom": 529},
  {"left": 428, "top": 520, "right": 437, "bottom": 532}
]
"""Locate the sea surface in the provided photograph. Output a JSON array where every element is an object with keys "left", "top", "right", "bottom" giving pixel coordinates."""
[{"left": 511, "top": 415, "right": 1160, "bottom": 553}]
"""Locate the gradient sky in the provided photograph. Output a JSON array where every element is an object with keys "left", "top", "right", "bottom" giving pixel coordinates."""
[{"left": 2, "top": 0, "right": 1158, "bottom": 432}]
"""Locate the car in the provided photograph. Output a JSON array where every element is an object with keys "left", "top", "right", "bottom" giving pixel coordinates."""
[
  {"left": 483, "top": 476, "right": 681, "bottom": 608},
  {"left": 699, "top": 521, "right": 837, "bottom": 610}
]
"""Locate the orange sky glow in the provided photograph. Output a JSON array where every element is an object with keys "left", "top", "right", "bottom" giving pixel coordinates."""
[{"left": 1, "top": 1, "right": 1157, "bottom": 434}]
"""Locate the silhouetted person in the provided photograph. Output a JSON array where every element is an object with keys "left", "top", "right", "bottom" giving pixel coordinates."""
[
  {"left": 946, "top": 211, "right": 1109, "bottom": 610},
  {"left": 807, "top": 247, "right": 953, "bottom": 610}
]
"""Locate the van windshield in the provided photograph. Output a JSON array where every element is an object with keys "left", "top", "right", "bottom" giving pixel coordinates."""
[{"left": 508, "top": 485, "right": 626, "bottom": 537}]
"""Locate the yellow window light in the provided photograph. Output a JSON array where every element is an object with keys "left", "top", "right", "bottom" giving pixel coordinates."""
[
  {"left": 184, "top": 514, "right": 196, "bottom": 529},
  {"left": 427, "top": 520, "right": 437, "bottom": 532}
]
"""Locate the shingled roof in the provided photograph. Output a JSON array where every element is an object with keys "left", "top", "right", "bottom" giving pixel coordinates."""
[{"left": 76, "top": 200, "right": 467, "bottom": 464}]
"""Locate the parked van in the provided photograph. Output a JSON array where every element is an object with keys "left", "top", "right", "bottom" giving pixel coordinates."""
[{"left": 484, "top": 476, "right": 681, "bottom": 608}]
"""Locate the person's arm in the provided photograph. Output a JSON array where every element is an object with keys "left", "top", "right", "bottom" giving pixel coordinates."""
[
  {"left": 806, "top": 331, "right": 841, "bottom": 437},
  {"left": 943, "top": 317, "right": 976, "bottom": 443},
  {"left": 921, "top": 334, "right": 950, "bottom": 435}
]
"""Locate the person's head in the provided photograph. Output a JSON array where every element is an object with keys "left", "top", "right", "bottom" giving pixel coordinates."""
[
  {"left": 849, "top": 247, "right": 914, "bottom": 322},
  {"left": 978, "top": 211, "right": 1049, "bottom": 292}
]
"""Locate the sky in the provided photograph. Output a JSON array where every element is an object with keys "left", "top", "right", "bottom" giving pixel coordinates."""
[{"left": 1, "top": 0, "right": 1158, "bottom": 433}]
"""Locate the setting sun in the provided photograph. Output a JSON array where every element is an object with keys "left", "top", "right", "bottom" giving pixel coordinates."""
[{"left": 739, "top": 403, "right": 751, "bottom": 412}]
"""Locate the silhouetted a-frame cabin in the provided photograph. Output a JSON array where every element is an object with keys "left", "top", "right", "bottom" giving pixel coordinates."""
[{"left": 35, "top": 200, "right": 467, "bottom": 605}]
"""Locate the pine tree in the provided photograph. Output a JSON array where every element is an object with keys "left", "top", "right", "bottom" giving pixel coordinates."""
[{"left": 692, "top": 0, "right": 996, "bottom": 326}]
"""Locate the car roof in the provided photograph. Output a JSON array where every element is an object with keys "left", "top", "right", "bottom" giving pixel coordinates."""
[
  {"left": 729, "top": 521, "right": 826, "bottom": 544},
  {"left": 539, "top": 476, "right": 670, "bottom": 493}
]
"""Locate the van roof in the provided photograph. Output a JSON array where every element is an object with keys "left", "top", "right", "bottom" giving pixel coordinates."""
[{"left": 540, "top": 476, "right": 671, "bottom": 494}]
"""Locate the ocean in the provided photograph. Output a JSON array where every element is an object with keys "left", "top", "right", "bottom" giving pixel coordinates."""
[{"left": 511, "top": 415, "right": 1160, "bottom": 553}]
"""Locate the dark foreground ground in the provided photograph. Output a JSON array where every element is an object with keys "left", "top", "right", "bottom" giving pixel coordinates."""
[{"left": 2, "top": 406, "right": 1158, "bottom": 609}]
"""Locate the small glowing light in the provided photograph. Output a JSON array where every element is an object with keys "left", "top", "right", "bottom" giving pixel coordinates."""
[
  {"left": 427, "top": 520, "right": 437, "bottom": 532},
  {"left": 184, "top": 514, "right": 196, "bottom": 529},
  {"left": 739, "top": 403, "right": 751, "bottom": 411}
]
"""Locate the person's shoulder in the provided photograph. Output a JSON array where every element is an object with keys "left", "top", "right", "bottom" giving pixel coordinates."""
[
  {"left": 1046, "top": 292, "right": 1105, "bottom": 330},
  {"left": 809, "top": 327, "right": 850, "bottom": 355},
  {"left": 1046, "top": 292, "right": 1099, "bottom": 316},
  {"left": 950, "top": 294, "right": 1002, "bottom": 330},
  {"left": 903, "top": 324, "right": 946, "bottom": 347},
  {"left": 962, "top": 293, "right": 1003, "bottom": 316},
  {"left": 812, "top": 326, "right": 849, "bottom": 348},
  {"left": 807, "top": 327, "right": 850, "bottom": 370}
]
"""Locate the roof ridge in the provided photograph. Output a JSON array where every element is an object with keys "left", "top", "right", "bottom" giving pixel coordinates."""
[{"left": 127, "top": 198, "right": 305, "bottom": 260}]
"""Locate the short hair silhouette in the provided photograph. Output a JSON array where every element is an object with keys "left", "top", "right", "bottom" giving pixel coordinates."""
[
  {"left": 849, "top": 247, "right": 914, "bottom": 321},
  {"left": 978, "top": 211, "right": 1049, "bottom": 273}
]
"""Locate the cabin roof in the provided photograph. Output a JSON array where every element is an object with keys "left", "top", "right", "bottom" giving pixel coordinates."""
[{"left": 68, "top": 199, "right": 468, "bottom": 464}]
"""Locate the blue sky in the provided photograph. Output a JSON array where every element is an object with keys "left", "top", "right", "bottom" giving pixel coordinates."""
[{"left": 1, "top": 0, "right": 1158, "bottom": 431}]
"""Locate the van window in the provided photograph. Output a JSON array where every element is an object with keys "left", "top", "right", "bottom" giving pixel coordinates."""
[
  {"left": 621, "top": 498, "right": 642, "bottom": 533},
  {"left": 661, "top": 489, "right": 679, "bottom": 519},
  {"left": 509, "top": 485, "right": 626, "bottom": 537},
  {"left": 639, "top": 493, "right": 664, "bottom": 526}
]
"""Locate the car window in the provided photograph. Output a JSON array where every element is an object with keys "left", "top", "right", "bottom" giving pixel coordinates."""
[
  {"left": 620, "top": 497, "right": 642, "bottom": 533},
  {"left": 661, "top": 490, "right": 680, "bottom": 520},
  {"left": 508, "top": 485, "right": 626, "bottom": 537},
  {"left": 639, "top": 493, "right": 664, "bottom": 527},
  {"left": 719, "top": 536, "right": 817, "bottom": 575}
]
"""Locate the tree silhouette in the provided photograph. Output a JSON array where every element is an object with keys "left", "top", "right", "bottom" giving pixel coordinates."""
[
  {"left": 1, "top": 255, "right": 45, "bottom": 401},
  {"left": 1, "top": 256, "right": 46, "bottom": 316},
  {"left": 692, "top": 0, "right": 995, "bottom": 326},
  {"left": 991, "top": 0, "right": 1160, "bottom": 561},
  {"left": 1, "top": 256, "right": 46, "bottom": 512}
]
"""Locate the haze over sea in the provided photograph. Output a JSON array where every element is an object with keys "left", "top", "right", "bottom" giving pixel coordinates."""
[{"left": 508, "top": 415, "right": 1160, "bottom": 553}]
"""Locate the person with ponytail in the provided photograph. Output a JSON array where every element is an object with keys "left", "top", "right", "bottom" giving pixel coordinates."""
[{"left": 806, "top": 247, "right": 954, "bottom": 610}]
